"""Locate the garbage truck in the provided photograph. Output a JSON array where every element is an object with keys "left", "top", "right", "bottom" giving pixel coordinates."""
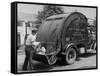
[{"left": 30, "top": 12, "right": 90, "bottom": 66}]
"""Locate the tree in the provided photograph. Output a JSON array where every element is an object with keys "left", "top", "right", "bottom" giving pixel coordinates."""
[{"left": 36, "top": 5, "right": 64, "bottom": 24}]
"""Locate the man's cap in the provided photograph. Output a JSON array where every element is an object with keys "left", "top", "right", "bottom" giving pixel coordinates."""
[
  {"left": 31, "top": 27, "right": 38, "bottom": 33},
  {"left": 32, "top": 27, "right": 38, "bottom": 31}
]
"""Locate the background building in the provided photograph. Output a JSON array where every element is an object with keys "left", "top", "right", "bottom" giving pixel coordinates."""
[{"left": 17, "top": 12, "right": 38, "bottom": 46}]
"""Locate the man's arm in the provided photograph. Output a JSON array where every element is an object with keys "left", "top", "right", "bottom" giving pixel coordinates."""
[{"left": 31, "top": 35, "right": 37, "bottom": 44}]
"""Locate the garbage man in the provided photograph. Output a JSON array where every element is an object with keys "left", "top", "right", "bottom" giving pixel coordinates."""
[{"left": 23, "top": 28, "right": 38, "bottom": 70}]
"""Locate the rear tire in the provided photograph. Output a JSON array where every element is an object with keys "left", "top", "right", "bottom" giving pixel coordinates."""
[{"left": 65, "top": 47, "right": 77, "bottom": 65}]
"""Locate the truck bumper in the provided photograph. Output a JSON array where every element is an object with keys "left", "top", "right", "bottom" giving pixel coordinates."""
[{"left": 32, "top": 52, "right": 48, "bottom": 64}]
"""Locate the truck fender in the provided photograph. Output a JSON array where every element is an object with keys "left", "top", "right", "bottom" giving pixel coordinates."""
[{"left": 62, "top": 43, "right": 79, "bottom": 55}]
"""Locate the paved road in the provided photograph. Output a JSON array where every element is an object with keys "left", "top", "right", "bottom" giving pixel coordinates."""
[{"left": 17, "top": 49, "right": 97, "bottom": 73}]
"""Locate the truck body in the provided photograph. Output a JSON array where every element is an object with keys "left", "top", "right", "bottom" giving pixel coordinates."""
[{"left": 31, "top": 12, "right": 89, "bottom": 65}]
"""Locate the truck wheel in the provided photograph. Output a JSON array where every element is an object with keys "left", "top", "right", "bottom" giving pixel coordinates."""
[
  {"left": 65, "top": 47, "right": 77, "bottom": 64},
  {"left": 47, "top": 55, "right": 57, "bottom": 65}
]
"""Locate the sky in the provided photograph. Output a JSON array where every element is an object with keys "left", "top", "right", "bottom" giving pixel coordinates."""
[
  {"left": 18, "top": 3, "right": 96, "bottom": 20},
  {"left": 18, "top": 4, "right": 43, "bottom": 15}
]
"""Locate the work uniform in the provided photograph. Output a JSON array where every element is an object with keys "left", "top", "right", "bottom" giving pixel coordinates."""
[{"left": 23, "top": 34, "right": 37, "bottom": 70}]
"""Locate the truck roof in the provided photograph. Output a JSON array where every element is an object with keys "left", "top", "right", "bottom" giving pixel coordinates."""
[{"left": 46, "top": 13, "right": 71, "bottom": 20}]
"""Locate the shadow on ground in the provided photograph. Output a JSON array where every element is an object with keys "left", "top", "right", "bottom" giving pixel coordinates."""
[
  {"left": 76, "top": 53, "right": 96, "bottom": 61},
  {"left": 79, "top": 53, "right": 96, "bottom": 57},
  {"left": 31, "top": 62, "right": 53, "bottom": 71},
  {"left": 33, "top": 53, "right": 96, "bottom": 71},
  {"left": 19, "top": 53, "right": 96, "bottom": 72}
]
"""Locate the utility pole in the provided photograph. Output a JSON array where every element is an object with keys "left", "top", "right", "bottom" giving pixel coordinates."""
[{"left": 24, "top": 20, "right": 28, "bottom": 46}]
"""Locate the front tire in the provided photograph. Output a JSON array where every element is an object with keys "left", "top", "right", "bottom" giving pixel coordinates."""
[
  {"left": 65, "top": 47, "right": 77, "bottom": 65},
  {"left": 47, "top": 55, "right": 57, "bottom": 65}
]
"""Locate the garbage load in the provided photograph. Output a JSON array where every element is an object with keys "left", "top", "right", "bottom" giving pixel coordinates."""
[{"left": 36, "top": 12, "right": 89, "bottom": 54}]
